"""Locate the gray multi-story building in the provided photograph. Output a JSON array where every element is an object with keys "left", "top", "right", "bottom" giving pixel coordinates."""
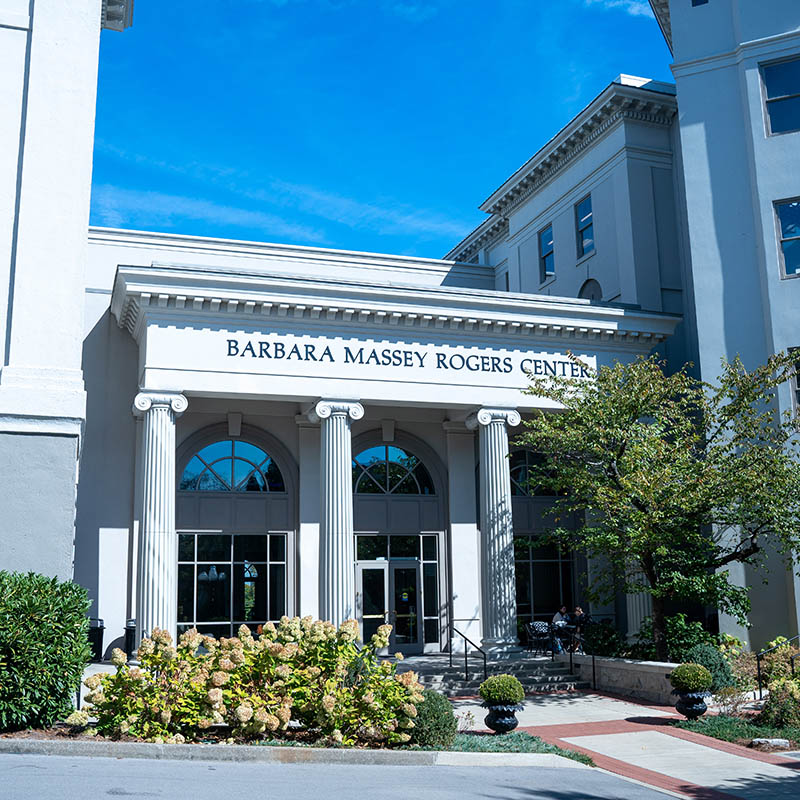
[{"left": 447, "top": 1, "right": 800, "bottom": 646}]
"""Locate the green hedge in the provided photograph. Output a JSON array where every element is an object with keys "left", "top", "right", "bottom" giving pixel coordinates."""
[
  {"left": 410, "top": 689, "right": 457, "bottom": 748},
  {"left": 683, "top": 643, "right": 734, "bottom": 692},
  {"left": 0, "top": 571, "right": 91, "bottom": 730}
]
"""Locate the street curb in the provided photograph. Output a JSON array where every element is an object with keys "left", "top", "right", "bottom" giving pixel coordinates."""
[{"left": 0, "top": 738, "right": 589, "bottom": 768}]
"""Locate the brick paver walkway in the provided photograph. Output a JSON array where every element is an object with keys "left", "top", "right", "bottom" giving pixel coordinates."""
[{"left": 454, "top": 692, "right": 800, "bottom": 799}]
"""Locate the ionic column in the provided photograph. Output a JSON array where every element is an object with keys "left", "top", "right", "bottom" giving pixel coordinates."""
[
  {"left": 132, "top": 391, "right": 187, "bottom": 646},
  {"left": 467, "top": 407, "right": 521, "bottom": 649},
  {"left": 308, "top": 399, "right": 364, "bottom": 627}
]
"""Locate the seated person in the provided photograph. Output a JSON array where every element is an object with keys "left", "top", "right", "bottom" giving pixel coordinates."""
[
  {"left": 552, "top": 605, "right": 569, "bottom": 625},
  {"left": 571, "top": 606, "right": 587, "bottom": 632}
]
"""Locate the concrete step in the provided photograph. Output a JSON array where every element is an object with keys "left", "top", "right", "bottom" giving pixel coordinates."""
[
  {"left": 417, "top": 671, "right": 579, "bottom": 684},
  {"left": 410, "top": 667, "right": 574, "bottom": 681},
  {"left": 438, "top": 681, "right": 592, "bottom": 698}
]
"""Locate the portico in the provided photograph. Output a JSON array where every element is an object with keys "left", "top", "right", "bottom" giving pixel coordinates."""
[{"left": 109, "top": 251, "right": 678, "bottom": 652}]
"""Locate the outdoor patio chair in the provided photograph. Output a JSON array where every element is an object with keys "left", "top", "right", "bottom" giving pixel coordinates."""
[{"left": 524, "top": 621, "right": 552, "bottom": 656}]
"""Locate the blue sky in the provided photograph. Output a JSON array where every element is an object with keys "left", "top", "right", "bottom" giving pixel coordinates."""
[{"left": 91, "top": 0, "right": 672, "bottom": 258}]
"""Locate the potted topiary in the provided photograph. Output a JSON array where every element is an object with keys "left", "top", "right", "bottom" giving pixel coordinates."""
[
  {"left": 478, "top": 674, "right": 525, "bottom": 733},
  {"left": 668, "top": 662, "right": 713, "bottom": 720}
]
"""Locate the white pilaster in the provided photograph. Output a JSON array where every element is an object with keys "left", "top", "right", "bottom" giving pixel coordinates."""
[
  {"left": 296, "top": 414, "right": 321, "bottom": 618},
  {"left": 444, "top": 421, "right": 482, "bottom": 651},
  {"left": 132, "top": 391, "right": 187, "bottom": 645},
  {"left": 309, "top": 399, "right": 363, "bottom": 627},
  {"left": 467, "top": 407, "right": 521, "bottom": 650}
]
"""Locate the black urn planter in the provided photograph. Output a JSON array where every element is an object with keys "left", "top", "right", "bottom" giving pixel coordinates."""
[
  {"left": 482, "top": 702, "right": 524, "bottom": 734},
  {"left": 673, "top": 690, "right": 711, "bottom": 720}
]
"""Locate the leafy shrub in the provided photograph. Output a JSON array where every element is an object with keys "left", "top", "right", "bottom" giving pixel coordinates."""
[
  {"left": 0, "top": 572, "right": 91, "bottom": 731},
  {"left": 478, "top": 674, "right": 524, "bottom": 705},
  {"left": 668, "top": 663, "right": 713, "bottom": 693},
  {"left": 410, "top": 689, "right": 457, "bottom": 748},
  {"left": 728, "top": 649, "right": 758, "bottom": 691},
  {"left": 83, "top": 617, "right": 422, "bottom": 745},
  {"left": 631, "top": 614, "right": 714, "bottom": 662},
  {"left": 683, "top": 643, "right": 734, "bottom": 692},
  {"left": 582, "top": 621, "right": 626, "bottom": 657},
  {"left": 760, "top": 642, "right": 800, "bottom": 683},
  {"left": 718, "top": 633, "right": 745, "bottom": 658},
  {"left": 712, "top": 686, "right": 751, "bottom": 716},
  {"left": 759, "top": 678, "right": 800, "bottom": 729}
]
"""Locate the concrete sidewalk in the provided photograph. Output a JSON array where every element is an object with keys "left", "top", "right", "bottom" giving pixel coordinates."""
[{"left": 454, "top": 691, "right": 800, "bottom": 799}]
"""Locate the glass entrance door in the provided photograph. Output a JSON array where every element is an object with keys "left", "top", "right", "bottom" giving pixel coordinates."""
[
  {"left": 356, "top": 563, "right": 388, "bottom": 644},
  {"left": 356, "top": 560, "right": 423, "bottom": 654},
  {"left": 389, "top": 561, "right": 423, "bottom": 654}
]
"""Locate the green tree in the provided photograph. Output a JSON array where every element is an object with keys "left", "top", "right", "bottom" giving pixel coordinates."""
[{"left": 517, "top": 353, "right": 800, "bottom": 661}]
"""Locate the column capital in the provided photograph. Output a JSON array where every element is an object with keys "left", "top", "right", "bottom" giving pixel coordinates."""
[
  {"left": 308, "top": 399, "right": 364, "bottom": 424},
  {"left": 132, "top": 391, "right": 188, "bottom": 416},
  {"left": 466, "top": 407, "right": 521, "bottom": 430}
]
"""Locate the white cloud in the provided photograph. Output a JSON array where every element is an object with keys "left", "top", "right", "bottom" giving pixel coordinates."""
[
  {"left": 93, "top": 142, "right": 475, "bottom": 243},
  {"left": 264, "top": 179, "right": 473, "bottom": 239},
  {"left": 384, "top": 2, "right": 440, "bottom": 23},
  {"left": 91, "top": 184, "right": 326, "bottom": 243},
  {"left": 582, "top": 0, "right": 654, "bottom": 18}
]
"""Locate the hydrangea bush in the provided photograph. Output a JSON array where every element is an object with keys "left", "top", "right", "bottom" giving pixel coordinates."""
[{"left": 82, "top": 617, "right": 422, "bottom": 746}]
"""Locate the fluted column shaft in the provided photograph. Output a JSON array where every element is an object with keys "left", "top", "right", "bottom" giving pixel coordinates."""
[
  {"left": 133, "top": 391, "right": 187, "bottom": 646},
  {"left": 468, "top": 407, "right": 521, "bottom": 648},
  {"left": 310, "top": 399, "right": 364, "bottom": 627}
]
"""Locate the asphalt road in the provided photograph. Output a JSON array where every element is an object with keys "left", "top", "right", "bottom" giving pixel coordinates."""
[{"left": 0, "top": 753, "right": 673, "bottom": 800}]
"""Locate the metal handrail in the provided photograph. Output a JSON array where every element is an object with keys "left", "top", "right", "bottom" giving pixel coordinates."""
[
  {"left": 449, "top": 626, "right": 488, "bottom": 683},
  {"left": 572, "top": 628, "right": 597, "bottom": 691},
  {"left": 756, "top": 634, "right": 800, "bottom": 699}
]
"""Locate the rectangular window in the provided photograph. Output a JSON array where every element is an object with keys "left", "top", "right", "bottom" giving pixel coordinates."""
[
  {"left": 177, "top": 532, "right": 287, "bottom": 639},
  {"left": 575, "top": 195, "right": 594, "bottom": 258},
  {"left": 538, "top": 224, "right": 554, "bottom": 282},
  {"left": 776, "top": 198, "right": 800, "bottom": 275},
  {"left": 763, "top": 57, "right": 800, "bottom": 135}
]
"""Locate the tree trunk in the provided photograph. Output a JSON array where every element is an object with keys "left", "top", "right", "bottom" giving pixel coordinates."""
[{"left": 651, "top": 594, "right": 669, "bottom": 662}]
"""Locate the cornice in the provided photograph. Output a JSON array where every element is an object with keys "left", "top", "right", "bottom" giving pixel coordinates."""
[
  {"left": 649, "top": 0, "right": 672, "bottom": 53},
  {"left": 111, "top": 264, "right": 679, "bottom": 349},
  {"left": 444, "top": 217, "right": 509, "bottom": 263},
  {"left": 480, "top": 91, "right": 677, "bottom": 219},
  {"left": 102, "top": 0, "right": 134, "bottom": 31}
]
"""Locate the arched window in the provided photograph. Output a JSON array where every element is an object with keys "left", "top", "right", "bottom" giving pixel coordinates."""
[
  {"left": 352, "top": 445, "right": 435, "bottom": 495},
  {"left": 509, "top": 449, "right": 556, "bottom": 496},
  {"left": 578, "top": 278, "right": 602, "bottom": 301},
  {"left": 179, "top": 439, "right": 286, "bottom": 492}
]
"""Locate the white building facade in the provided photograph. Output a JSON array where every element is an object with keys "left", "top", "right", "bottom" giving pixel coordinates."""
[{"left": 81, "top": 229, "right": 675, "bottom": 653}]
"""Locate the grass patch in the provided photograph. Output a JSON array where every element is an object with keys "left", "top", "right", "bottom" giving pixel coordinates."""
[
  {"left": 675, "top": 715, "right": 800, "bottom": 748},
  {"left": 407, "top": 732, "right": 594, "bottom": 765},
  {"left": 253, "top": 731, "right": 593, "bottom": 764}
]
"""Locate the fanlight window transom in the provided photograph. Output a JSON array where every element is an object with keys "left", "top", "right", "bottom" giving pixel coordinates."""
[
  {"left": 352, "top": 445, "right": 435, "bottom": 495},
  {"left": 180, "top": 440, "right": 286, "bottom": 493},
  {"left": 509, "top": 449, "right": 556, "bottom": 497}
]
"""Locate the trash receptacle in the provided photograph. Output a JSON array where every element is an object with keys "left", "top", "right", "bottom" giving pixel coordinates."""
[
  {"left": 124, "top": 619, "right": 136, "bottom": 661},
  {"left": 88, "top": 618, "right": 104, "bottom": 662}
]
